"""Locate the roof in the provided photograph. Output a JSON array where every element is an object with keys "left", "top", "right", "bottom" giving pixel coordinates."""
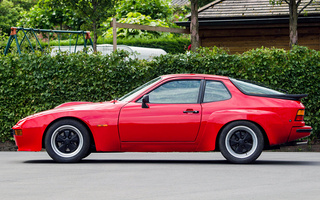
[
  {"left": 187, "top": 0, "right": 320, "bottom": 19},
  {"left": 172, "top": 0, "right": 189, "bottom": 6},
  {"left": 161, "top": 74, "right": 229, "bottom": 80},
  {"left": 176, "top": 15, "right": 320, "bottom": 27}
]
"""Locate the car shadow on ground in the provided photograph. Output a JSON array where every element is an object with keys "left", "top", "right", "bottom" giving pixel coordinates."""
[{"left": 23, "top": 159, "right": 320, "bottom": 166}]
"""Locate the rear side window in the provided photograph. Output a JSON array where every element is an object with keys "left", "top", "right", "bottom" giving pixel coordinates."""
[
  {"left": 230, "top": 78, "right": 283, "bottom": 95},
  {"left": 203, "top": 81, "right": 231, "bottom": 102}
]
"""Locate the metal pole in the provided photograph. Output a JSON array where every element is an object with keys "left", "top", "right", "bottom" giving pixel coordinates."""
[
  {"left": 4, "top": 35, "right": 14, "bottom": 55},
  {"left": 85, "top": 32, "right": 93, "bottom": 51},
  {"left": 69, "top": 34, "right": 72, "bottom": 54},
  {"left": 14, "top": 35, "right": 22, "bottom": 55},
  {"left": 75, "top": 34, "right": 79, "bottom": 53},
  {"left": 21, "top": 29, "right": 35, "bottom": 53},
  {"left": 83, "top": 32, "right": 87, "bottom": 53},
  {"left": 4, "top": 27, "right": 93, "bottom": 55},
  {"left": 19, "top": 33, "right": 27, "bottom": 48},
  {"left": 58, "top": 34, "right": 61, "bottom": 52},
  {"left": 12, "top": 27, "right": 85, "bottom": 34},
  {"left": 31, "top": 29, "right": 43, "bottom": 52}
]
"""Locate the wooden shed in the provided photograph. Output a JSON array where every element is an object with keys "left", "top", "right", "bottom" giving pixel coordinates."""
[{"left": 176, "top": 0, "right": 320, "bottom": 54}]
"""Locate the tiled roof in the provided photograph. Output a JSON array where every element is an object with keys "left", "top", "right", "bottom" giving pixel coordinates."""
[
  {"left": 172, "top": 0, "right": 189, "bottom": 6},
  {"left": 189, "top": 0, "right": 320, "bottom": 19}
]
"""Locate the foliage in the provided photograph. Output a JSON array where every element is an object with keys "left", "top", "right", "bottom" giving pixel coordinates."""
[
  {"left": 0, "top": 29, "right": 8, "bottom": 42},
  {"left": 106, "top": 37, "right": 190, "bottom": 54},
  {"left": 172, "top": 4, "right": 191, "bottom": 22},
  {"left": 116, "top": 0, "right": 173, "bottom": 21},
  {"left": 103, "top": 12, "right": 175, "bottom": 39},
  {"left": 0, "top": 0, "right": 24, "bottom": 35},
  {"left": 1, "top": 34, "right": 190, "bottom": 54},
  {"left": 0, "top": 29, "right": 8, "bottom": 54},
  {"left": 11, "top": 0, "right": 37, "bottom": 11},
  {"left": 18, "top": 0, "right": 84, "bottom": 30},
  {"left": 103, "top": 0, "right": 183, "bottom": 39},
  {"left": 0, "top": 50, "right": 150, "bottom": 142},
  {"left": 1, "top": 46, "right": 320, "bottom": 142},
  {"left": 99, "top": 37, "right": 190, "bottom": 54},
  {"left": 60, "top": 0, "right": 117, "bottom": 52},
  {"left": 150, "top": 46, "right": 320, "bottom": 140}
]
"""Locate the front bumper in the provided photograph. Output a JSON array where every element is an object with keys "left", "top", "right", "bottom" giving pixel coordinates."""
[{"left": 11, "top": 127, "right": 43, "bottom": 152}]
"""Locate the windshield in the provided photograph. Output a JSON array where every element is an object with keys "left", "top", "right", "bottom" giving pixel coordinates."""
[
  {"left": 118, "top": 77, "right": 162, "bottom": 102},
  {"left": 230, "top": 78, "right": 284, "bottom": 95}
]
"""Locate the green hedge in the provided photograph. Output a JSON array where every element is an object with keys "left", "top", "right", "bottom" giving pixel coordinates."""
[
  {"left": 0, "top": 46, "right": 319, "bottom": 142},
  {"left": 0, "top": 51, "right": 152, "bottom": 141},
  {"left": 1, "top": 37, "right": 191, "bottom": 55},
  {"left": 106, "top": 37, "right": 191, "bottom": 54}
]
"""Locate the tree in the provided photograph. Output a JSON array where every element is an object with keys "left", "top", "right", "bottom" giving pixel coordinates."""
[
  {"left": 0, "top": 0, "right": 23, "bottom": 35},
  {"left": 19, "top": 0, "right": 84, "bottom": 30},
  {"left": 103, "top": 12, "right": 174, "bottom": 39},
  {"left": 270, "top": 0, "right": 315, "bottom": 49},
  {"left": 60, "top": 0, "right": 117, "bottom": 52},
  {"left": 103, "top": 0, "right": 178, "bottom": 39},
  {"left": 116, "top": 0, "right": 173, "bottom": 21},
  {"left": 190, "top": 0, "right": 200, "bottom": 51},
  {"left": 11, "top": 0, "right": 38, "bottom": 11}
]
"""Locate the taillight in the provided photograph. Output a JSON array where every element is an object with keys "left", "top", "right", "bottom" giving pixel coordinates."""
[{"left": 295, "top": 109, "right": 305, "bottom": 121}]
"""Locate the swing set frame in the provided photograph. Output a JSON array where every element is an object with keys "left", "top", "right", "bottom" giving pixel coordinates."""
[{"left": 4, "top": 27, "right": 94, "bottom": 55}]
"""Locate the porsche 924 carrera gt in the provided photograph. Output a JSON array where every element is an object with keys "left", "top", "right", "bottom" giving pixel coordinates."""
[{"left": 11, "top": 74, "right": 312, "bottom": 163}]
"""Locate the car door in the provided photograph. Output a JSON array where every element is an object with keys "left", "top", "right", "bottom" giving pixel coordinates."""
[{"left": 119, "top": 79, "right": 203, "bottom": 142}]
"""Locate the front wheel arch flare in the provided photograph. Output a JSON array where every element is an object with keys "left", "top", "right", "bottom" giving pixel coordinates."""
[
  {"left": 42, "top": 117, "right": 95, "bottom": 151},
  {"left": 44, "top": 118, "right": 91, "bottom": 162}
]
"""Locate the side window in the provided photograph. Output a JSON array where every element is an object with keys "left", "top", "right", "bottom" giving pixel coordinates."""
[
  {"left": 147, "top": 80, "right": 201, "bottom": 104},
  {"left": 203, "top": 81, "right": 231, "bottom": 102}
]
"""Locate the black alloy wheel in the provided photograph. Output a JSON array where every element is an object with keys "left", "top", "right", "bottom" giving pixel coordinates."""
[
  {"left": 45, "top": 119, "right": 90, "bottom": 163},
  {"left": 219, "top": 121, "right": 264, "bottom": 164}
]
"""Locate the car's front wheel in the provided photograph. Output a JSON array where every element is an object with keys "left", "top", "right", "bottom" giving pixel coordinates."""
[
  {"left": 219, "top": 121, "right": 264, "bottom": 164},
  {"left": 45, "top": 119, "right": 90, "bottom": 163}
]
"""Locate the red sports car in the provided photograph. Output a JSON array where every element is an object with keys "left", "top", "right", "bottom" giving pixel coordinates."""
[{"left": 11, "top": 74, "right": 312, "bottom": 163}]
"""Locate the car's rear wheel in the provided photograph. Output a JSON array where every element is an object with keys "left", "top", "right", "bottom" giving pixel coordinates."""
[
  {"left": 219, "top": 121, "right": 264, "bottom": 164},
  {"left": 45, "top": 119, "right": 90, "bottom": 163}
]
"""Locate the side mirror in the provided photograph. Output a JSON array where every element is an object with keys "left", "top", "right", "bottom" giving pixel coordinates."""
[{"left": 142, "top": 95, "right": 149, "bottom": 108}]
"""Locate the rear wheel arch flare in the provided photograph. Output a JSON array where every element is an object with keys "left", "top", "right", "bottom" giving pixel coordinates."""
[
  {"left": 215, "top": 120, "right": 269, "bottom": 151},
  {"left": 42, "top": 117, "right": 95, "bottom": 150}
]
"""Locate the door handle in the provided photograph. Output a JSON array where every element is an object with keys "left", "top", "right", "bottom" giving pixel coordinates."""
[{"left": 183, "top": 110, "right": 199, "bottom": 114}]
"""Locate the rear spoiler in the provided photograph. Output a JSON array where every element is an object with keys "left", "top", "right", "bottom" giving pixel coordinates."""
[{"left": 248, "top": 94, "right": 308, "bottom": 101}]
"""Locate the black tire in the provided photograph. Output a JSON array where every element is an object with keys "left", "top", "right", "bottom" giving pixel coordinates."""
[
  {"left": 219, "top": 121, "right": 264, "bottom": 164},
  {"left": 45, "top": 119, "right": 90, "bottom": 163},
  {"left": 82, "top": 150, "right": 92, "bottom": 159}
]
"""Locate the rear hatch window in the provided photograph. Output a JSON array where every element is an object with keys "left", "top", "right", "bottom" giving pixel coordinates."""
[{"left": 230, "top": 78, "right": 307, "bottom": 101}]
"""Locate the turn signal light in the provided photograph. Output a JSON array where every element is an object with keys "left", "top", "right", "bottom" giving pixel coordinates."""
[
  {"left": 295, "top": 109, "right": 305, "bottom": 121},
  {"left": 15, "top": 129, "right": 23, "bottom": 136}
]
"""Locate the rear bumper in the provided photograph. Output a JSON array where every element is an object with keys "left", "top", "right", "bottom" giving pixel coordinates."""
[
  {"left": 288, "top": 126, "right": 312, "bottom": 142},
  {"left": 268, "top": 139, "right": 309, "bottom": 150}
]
